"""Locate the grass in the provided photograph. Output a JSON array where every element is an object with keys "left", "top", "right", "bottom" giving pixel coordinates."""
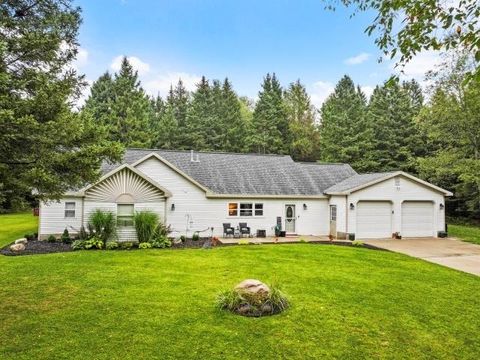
[
  {"left": 449, "top": 224, "right": 480, "bottom": 245},
  {"left": 1, "top": 214, "right": 480, "bottom": 359},
  {"left": 0, "top": 212, "right": 38, "bottom": 247}
]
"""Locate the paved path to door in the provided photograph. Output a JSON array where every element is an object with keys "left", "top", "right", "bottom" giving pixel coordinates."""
[{"left": 363, "top": 238, "right": 480, "bottom": 276}]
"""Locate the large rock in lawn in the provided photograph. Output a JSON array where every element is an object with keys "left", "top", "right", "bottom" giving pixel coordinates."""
[
  {"left": 15, "top": 238, "right": 27, "bottom": 245},
  {"left": 235, "top": 279, "right": 270, "bottom": 303},
  {"left": 10, "top": 243, "right": 26, "bottom": 252}
]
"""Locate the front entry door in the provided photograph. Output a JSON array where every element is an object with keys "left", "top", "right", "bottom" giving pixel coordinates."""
[
  {"left": 285, "top": 205, "right": 296, "bottom": 233},
  {"left": 329, "top": 205, "right": 337, "bottom": 238}
]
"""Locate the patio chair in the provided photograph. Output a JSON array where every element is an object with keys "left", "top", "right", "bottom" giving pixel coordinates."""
[
  {"left": 223, "top": 223, "right": 235, "bottom": 237},
  {"left": 239, "top": 223, "right": 251, "bottom": 237}
]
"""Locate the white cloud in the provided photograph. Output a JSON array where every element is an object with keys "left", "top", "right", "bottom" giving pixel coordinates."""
[
  {"left": 391, "top": 50, "right": 442, "bottom": 79},
  {"left": 144, "top": 72, "right": 202, "bottom": 97},
  {"left": 75, "top": 47, "right": 89, "bottom": 67},
  {"left": 309, "top": 81, "right": 335, "bottom": 108},
  {"left": 344, "top": 52, "right": 371, "bottom": 65},
  {"left": 110, "top": 55, "right": 151, "bottom": 75}
]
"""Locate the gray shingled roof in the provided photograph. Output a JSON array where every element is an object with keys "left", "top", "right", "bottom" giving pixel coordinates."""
[
  {"left": 101, "top": 149, "right": 358, "bottom": 196},
  {"left": 324, "top": 172, "right": 395, "bottom": 194}
]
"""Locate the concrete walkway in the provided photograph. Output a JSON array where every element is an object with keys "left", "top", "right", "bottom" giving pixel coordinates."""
[{"left": 363, "top": 237, "right": 480, "bottom": 276}]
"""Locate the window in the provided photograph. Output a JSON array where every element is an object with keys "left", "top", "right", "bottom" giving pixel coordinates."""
[
  {"left": 117, "top": 204, "right": 134, "bottom": 226},
  {"left": 65, "top": 202, "right": 75, "bottom": 218},
  {"left": 228, "top": 202, "right": 263, "bottom": 217},
  {"left": 395, "top": 177, "right": 401, "bottom": 189},
  {"left": 240, "top": 203, "right": 253, "bottom": 216},
  {"left": 228, "top": 203, "right": 238, "bottom": 216},
  {"left": 330, "top": 205, "right": 337, "bottom": 221}
]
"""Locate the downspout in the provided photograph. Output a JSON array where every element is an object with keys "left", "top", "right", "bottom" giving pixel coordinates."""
[
  {"left": 345, "top": 195, "right": 348, "bottom": 236},
  {"left": 164, "top": 197, "right": 168, "bottom": 225}
]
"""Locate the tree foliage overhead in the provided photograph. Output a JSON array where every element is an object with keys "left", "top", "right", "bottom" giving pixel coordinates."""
[
  {"left": 0, "top": 0, "right": 122, "bottom": 209},
  {"left": 328, "top": 0, "right": 480, "bottom": 80}
]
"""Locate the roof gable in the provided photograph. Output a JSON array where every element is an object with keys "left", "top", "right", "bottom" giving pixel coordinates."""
[{"left": 324, "top": 171, "right": 453, "bottom": 196}]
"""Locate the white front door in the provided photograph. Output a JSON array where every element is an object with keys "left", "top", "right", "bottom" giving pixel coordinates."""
[{"left": 285, "top": 205, "right": 296, "bottom": 233}]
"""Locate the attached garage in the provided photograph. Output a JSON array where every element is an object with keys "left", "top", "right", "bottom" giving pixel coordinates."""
[
  {"left": 401, "top": 201, "right": 434, "bottom": 237},
  {"left": 356, "top": 201, "right": 392, "bottom": 239}
]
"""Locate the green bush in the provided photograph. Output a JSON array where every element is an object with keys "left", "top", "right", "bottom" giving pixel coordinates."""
[
  {"left": 352, "top": 240, "right": 364, "bottom": 247},
  {"left": 217, "top": 283, "right": 289, "bottom": 317},
  {"left": 72, "top": 240, "right": 85, "bottom": 250},
  {"left": 61, "top": 228, "right": 71, "bottom": 244},
  {"left": 105, "top": 241, "right": 119, "bottom": 250},
  {"left": 192, "top": 232, "right": 200, "bottom": 241},
  {"left": 24, "top": 233, "right": 35, "bottom": 241},
  {"left": 299, "top": 238, "right": 308, "bottom": 243},
  {"left": 151, "top": 236, "right": 172, "bottom": 248},
  {"left": 47, "top": 235, "right": 57, "bottom": 243},
  {"left": 180, "top": 235, "right": 186, "bottom": 242},
  {"left": 83, "top": 236, "right": 103, "bottom": 250},
  {"left": 134, "top": 211, "right": 159, "bottom": 243},
  {"left": 89, "top": 209, "right": 116, "bottom": 244},
  {"left": 138, "top": 242, "right": 152, "bottom": 249},
  {"left": 119, "top": 241, "right": 135, "bottom": 250},
  {"left": 238, "top": 239, "right": 249, "bottom": 245}
]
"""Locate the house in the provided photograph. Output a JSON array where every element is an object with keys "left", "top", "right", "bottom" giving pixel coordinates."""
[{"left": 38, "top": 149, "right": 452, "bottom": 241}]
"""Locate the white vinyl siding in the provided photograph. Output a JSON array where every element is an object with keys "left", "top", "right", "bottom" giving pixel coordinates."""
[
  {"left": 401, "top": 201, "right": 434, "bottom": 237},
  {"left": 356, "top": 201, "right": 392, "bottom": 239}
]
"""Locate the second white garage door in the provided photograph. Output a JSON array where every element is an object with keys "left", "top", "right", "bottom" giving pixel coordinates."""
[
  {"left": 401, "top": 201, "right": 434, "bottom": 237},
  {"left": 356, "top": 201, "right": 392, "bottom": 239}
]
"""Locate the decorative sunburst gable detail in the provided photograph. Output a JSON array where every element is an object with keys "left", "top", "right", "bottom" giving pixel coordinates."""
[{"left": 83, "top": 165, "right": 171, "bottom": 203}]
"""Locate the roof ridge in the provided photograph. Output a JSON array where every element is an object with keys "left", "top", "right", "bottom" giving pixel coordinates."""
[{"left": 125, "top": 148, "right": 292, "bottom": 158}]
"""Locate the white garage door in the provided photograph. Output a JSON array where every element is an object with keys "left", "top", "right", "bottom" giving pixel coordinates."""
[
  {"left": 356, "top": 201, "right": 392, "bottom": 239},
  {"left": 401, "top": 201, "right": 434, "bottom": 237}
]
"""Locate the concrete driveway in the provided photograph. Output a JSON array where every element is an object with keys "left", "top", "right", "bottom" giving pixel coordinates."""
[{"left": 362, "top": 237, "right": 480, "bottom": 276}]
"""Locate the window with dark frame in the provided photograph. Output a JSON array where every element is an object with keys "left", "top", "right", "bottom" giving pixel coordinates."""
[
  {"left": 65, "top": 202, "right": 76, "bottom": 218},
  {"left": 228, "top": 202, "right": 264, "bottom": 217}
]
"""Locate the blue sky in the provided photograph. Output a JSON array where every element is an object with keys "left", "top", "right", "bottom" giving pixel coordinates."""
[{"left": 73, "top": 0, "right": 439, "bottom": 106}]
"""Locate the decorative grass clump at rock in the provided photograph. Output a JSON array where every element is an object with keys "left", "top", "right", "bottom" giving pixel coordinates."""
[{"left": 217, "top": 279, "right": 289, "bottom": 317}]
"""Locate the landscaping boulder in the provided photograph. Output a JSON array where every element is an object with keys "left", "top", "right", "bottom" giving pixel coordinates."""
[
  {"left": 15, "top": 238, "right": 28, "bottom": 245},
  {"left": 235, "top": 279, "right": 271, "bottom": 302},
  {"left": 10, "top": 243, "right": 26, "bottom": 252}
]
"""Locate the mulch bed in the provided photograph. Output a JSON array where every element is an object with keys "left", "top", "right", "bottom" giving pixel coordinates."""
[{"left": 1, "top": 241, "right": 73, "bottom": 256}]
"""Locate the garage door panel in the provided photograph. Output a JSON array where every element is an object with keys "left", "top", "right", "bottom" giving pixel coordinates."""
[
  {"left": 402, "top": 201, "right": 433, "bottom": 237},
  {"left": 356, "top": 201, "right": 392, "bottom": 239}
]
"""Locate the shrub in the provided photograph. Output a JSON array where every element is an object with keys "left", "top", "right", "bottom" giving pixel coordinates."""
[
  {"left": 61, "top": 228, "right": 71, "bottom": 244},
  {"left": 217, "top": 283, "right": 289, "bottom": 317},
  {"left": 138, "top": 242, "right": 152, "bottom": 249},
  {"left": 299, "top": 238, "right": 308, "bottom": 243},
  {"left": 119, "top": 241, "right": 135, "bottom": 250},
  {"left": 89, "top": 209, "right": 116, "bottom": 244},
  {"left": 105, "top": 241, "right": 119, "bottom": 250},
  {"left": 78, "top": 226, "right": 88, "bottom": 240},
  {"left": 72, "top": 240, "right": 85, "bottom": 250},
  {"left": 47, "top": 235, "right": 57, "bottom": 243},
  {"left": 180, "top": 235, "right": 186, "bottom": 242},
  {"left": 192, "top": 232, "right": 200, "bottom": 241},
  {"left": 238, "top": 239, "right": 249, "bottom": 245},
  {"left": 134, "top": 211, "right": 159, "bottom": 243},
  {"left": 151, "top": 236, "right": 172, "bottom": 248},
  {"left": 83, "top": 236, "right": 104, "bottom": 250},
  {"left": 24, "top": 233, "right": 35, "bottom": 241},
  {"left": 352, "top": 240, "right": 364, "bottom": 247}
]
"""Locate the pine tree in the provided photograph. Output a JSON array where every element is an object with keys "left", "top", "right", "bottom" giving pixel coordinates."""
[
  {"left": 170, "top": 80, "right": 190, "bottom": 149},
  {"left": 249, "top": 73, "right": 289, "bottom": 154},
  {"left": 319, "top": 75, "right": 374, "bottom": 171},
  {"left": 220, "top": 78, "right": 247, "bottom": 152},
  {"left": 284, "top": 80, "right": 320, "bottom": 161},
  {"left": 367, "top": 79, "right": 423, "bottom": 172},
  {"left": 186, "top": 76, "right": 213, "bottom": 150},
  {"left": 83, "top": 57, "right": 153, "bottom": 147}
]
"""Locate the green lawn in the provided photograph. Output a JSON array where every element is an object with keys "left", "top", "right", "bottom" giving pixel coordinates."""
[
  {"left": 0, "top": 212, "right": 38, "bottom": 247},
  {"left": 449, "top": 224, "right": 480, "bottom": 245},
  {"left": 1, "top": 214, "right": 480, "bottom": 359}
]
